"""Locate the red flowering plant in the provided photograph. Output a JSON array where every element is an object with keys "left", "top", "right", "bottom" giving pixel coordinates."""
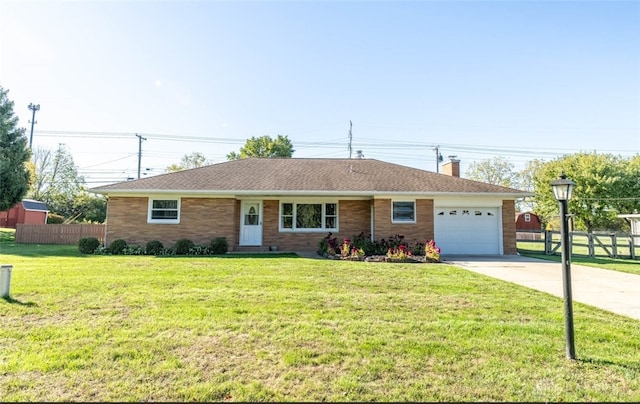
[
  {"left": 386, "top": 244, "right": 412, "bottom": 260},
  {"left": 318, "top": 232, "right": 339, "bottom": 256},
  {"left": 424, "top": 239, "right": 441, "bottom": 262},
  {"left": 341, "top": 238, "right": 364, "bottom": 260}
]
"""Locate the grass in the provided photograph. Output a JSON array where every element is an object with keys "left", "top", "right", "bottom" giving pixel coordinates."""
[
  {"left": 518, "top": 240, "right": 640, "bottom": 276},
  {"left": 1, "top": 229, "right": 639, "bottom": 401}
]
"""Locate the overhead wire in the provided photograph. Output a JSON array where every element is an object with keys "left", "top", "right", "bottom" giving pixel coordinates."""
[{"left": 33, "top": 129, "right": 638, "bottom": 187}]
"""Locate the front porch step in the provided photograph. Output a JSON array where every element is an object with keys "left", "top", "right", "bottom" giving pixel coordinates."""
[{"left": 232, "top": 246, "right": 269, "bottom": 253}]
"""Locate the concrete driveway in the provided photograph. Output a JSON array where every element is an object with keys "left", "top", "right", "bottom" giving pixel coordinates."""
[{"left": 442, "top": 254, "right": 640, "bottom": 321}]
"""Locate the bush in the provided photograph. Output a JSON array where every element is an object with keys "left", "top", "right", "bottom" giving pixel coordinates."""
[
  {"left": 108, "top": 239, "right": 128, "bottom": 255},
  {"left": 189, "top": 245, "right": 210, "bottom": 255},
  {"left": 174, "top": 238, "right": 194, "bottom": 255},
  {"left": 145, "top": 240, "right": 164, "bottom": 255},
  {"left": 122, "top": 245, "right": 144, "bottom": 255},
  {"left": 209, "top": 237, "right": 228, "bottom": 255},
  {"left": 78, "top": 237, "right": 101, "bottom": 254},
  {"left": 47, "top": 214, "right": 65, "bottom": 224}
]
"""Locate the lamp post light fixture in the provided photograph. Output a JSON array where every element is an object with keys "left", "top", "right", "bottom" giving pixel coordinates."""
[{"left": 551, "top": 172, "right": 577, "bottom": 360}]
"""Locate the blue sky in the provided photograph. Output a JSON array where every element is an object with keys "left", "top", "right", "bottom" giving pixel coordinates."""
[{"left": 1, "top": 0, "right": 638, "bottom": 186}]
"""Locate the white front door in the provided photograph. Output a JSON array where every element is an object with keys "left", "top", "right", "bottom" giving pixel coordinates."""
[{"left": 240, "top": 201, "right": 262, "bottom": 246}]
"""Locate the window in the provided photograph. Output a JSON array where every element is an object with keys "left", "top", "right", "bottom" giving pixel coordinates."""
[
  {"left": 524, "top": 213, "right": 531, "bottom": 222},
  {"left": 392, "top": 201, "right": 416, "bottom": 223},
  {"left": 280, "top": 202, "right": 338, "bottom": 231},
  {"left": 148, "top": 198, "right": 180, "bottom": 224},
  {"left": 245, "top": 206, "right": 259, "bottom": 225}
]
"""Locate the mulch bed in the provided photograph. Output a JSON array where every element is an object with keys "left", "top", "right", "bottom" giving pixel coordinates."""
[{"left": 323, "top": 254, "right": 440, "bottom": 263}]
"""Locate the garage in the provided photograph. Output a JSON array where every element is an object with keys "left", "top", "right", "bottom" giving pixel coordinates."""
[{"left": 434, "top": 207, "right": 502, "bottom": 255}]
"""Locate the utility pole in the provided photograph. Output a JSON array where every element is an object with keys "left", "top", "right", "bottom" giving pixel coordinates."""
[
  {"left": 136, "top": 134, "right": 147, "bottom": 179},
  {"left": 348, "top": 120, "right": 353, "bottom": 159},
  {"left": 28, "top": 103, "right": 40, "bottom": 149},
  {"left": 433, "top": 145, "right": 443, "bottom": 173}
]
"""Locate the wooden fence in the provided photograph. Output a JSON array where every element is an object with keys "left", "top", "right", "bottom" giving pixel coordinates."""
[
  {"left": 15, "top": 224, "right": 106, "bottom": 245},
  {"left": 517, "top": 230, "right": 640, "bottom": 259}
]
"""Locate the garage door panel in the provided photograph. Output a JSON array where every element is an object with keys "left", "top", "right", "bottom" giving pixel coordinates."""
[{"left": 434, "top": 208, "right": 500, "bottom": 255}]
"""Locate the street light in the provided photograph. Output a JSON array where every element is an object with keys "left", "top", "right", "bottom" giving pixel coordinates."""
[{"left": 550, "top": 172, "right": 577, "bottom": 360}]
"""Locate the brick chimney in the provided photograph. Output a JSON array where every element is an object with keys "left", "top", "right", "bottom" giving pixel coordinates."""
[{"left": 441, "top": 156, "right": 460, "bottom": 177}]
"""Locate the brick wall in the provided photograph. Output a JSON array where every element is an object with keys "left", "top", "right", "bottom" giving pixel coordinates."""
[
  {"left": 261, "top": 200, "right": 281, "bottom": 249},
  {"left": 373, "top": 199, "right": 435, "bottom": 244},
  {"left": 106, "top": 197, "right": 237, "bottom": 248},
  {"left": 106, "top": 196, "right": 514, "bottom": 254},
  {"left": 502, "top": 200, "right": 517, "bottom": 255},
  {"left": 261, "top": 199, "right": 372, "bottom": 252}
]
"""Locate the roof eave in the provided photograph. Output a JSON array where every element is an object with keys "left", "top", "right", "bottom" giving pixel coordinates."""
[{"left": 90, "top": 188, "right": 533, "bottom": 198}]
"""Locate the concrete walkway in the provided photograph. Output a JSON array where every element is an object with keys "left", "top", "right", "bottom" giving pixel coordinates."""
[{"left": 442, "top": 255, "right": 640, "bottom": 321}]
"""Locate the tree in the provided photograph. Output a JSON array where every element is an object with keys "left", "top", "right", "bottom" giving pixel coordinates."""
[
  {"left": 0, "top": 86, "right": 31, "bottom": 211},
  {"left": 71, "top": 192, "right": 107, "bottom": 223},
  {"left": 517, "top": 159, "right": 546, "bottom": 212},
  {"left": 28, "top": 144, "right": 86, "bottom": 219},
  {"left": 616, "top": 154, "right": 640, "bottom": 215},
  {"left": 465, "top": 156, "right": 532, "bottom": 210},
  {"left": 530, "top": 152, "right": 627, "bottom": 232},
  {"left": 465, "top": 156, "right": 519, "bottom": 188},
  {"left": 227, "top": 134, "right": 294, "bottom": 160},
  {"left": 166, "top": 152, "right": 210, "bottom": 173}
]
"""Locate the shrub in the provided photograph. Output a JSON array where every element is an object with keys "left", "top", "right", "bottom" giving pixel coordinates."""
[
  {"left": 351, "top": 231, "right": 376, "bottom": 255},
  {"left": 189, "top": 245, "right": 210, "bottom": 255},
  {"left": 159, "top": 247, "right": 175, "bottom": 256},
  {"left": 318, "top": 232, "right": 339, "bottom": 256},
  {"left": 145, "top": 240, "right": 164, "bottom": 255},
  {"left": 174, "top": 238, "right": 195, "bottom": 255},
  {"left": 47, "top": 214, "right": 65, "bottom": 224},
  {"left": 78, "top": 237, "right": 101, "bottom": 254},
  {"left": 123, "top": 245, "right": 144, "bottom": 255},
  {"left": 108, "top": 239, "right": 128, "bottom": 255},
  {"left": 209, "top": 237, "right": 228, "bottom": 255}
]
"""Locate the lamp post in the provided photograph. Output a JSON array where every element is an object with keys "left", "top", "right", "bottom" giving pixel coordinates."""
[{"left": 551, "top": 172, "right": 577, "bottom": 360}]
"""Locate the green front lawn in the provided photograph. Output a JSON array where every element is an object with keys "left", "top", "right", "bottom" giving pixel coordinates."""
[{"left": 1, "top": 234, "right": 639, "bottom": 401}]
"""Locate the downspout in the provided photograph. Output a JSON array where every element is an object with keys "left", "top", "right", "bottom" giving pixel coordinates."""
[
  {"left": 103, "top": 197, "right": 109, "bottom": 247},
  {"left": 370, "top": 200, "right": 374, "bottom": 241}
]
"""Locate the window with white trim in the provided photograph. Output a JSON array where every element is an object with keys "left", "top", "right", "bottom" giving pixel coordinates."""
[
  {"left": 392, "top": 201, "right": 416, "bottom": 223},
  {"left": 148, "top": 198, "right": 180, "bottom": 224},
  {"left": 280, "top": 202, "right": 338, "bottom": 231}
]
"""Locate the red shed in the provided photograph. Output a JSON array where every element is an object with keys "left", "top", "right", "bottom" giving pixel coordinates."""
[
  {"left": 0, "top": 200, "right": 49, "bottom": 228},
  {"left": 515, "top": 212, "right": 542, "bottom": 231}
]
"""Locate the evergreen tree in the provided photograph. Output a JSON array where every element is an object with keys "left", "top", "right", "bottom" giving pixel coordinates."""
[{"left": 0, "top": 86, "right": 31, "bottom": 211}]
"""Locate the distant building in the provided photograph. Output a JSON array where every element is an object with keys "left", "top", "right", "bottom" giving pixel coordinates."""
[
  {"left": 515, "top": 211, "right": 542, "bottom": 240},
  {"left": 618, "top": 214, "right": 640, "bottom": 246},
  {"left": 0, "top": 200, "right": 49, "bottom": 228},
  {"left": 515, "top": 212, "right": 542, "bottom": 231}
]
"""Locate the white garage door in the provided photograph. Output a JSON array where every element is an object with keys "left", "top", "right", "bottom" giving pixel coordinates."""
[{"left": 434, "top": 207, "right": 501, "bottom": 255}]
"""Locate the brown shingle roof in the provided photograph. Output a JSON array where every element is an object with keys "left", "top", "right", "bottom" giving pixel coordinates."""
[{"left": 90, "top": 158, "right": 531, "bottom": 196}]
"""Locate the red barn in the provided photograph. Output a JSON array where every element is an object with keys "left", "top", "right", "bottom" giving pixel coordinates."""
[
  {"left": 0, "top": 200, "right": 49, "bottom": 228},
  {"left": 515, "top": 212, "right": 542, "bottom": 231}
]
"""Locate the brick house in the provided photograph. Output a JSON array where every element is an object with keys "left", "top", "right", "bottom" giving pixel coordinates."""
[{"left": 90, "top": 158, "right": 532, "bottom": 255}]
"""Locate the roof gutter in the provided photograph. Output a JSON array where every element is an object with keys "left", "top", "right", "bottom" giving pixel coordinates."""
[{"left": 90, "top": 188, "right": 533, "bottom": 199}]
